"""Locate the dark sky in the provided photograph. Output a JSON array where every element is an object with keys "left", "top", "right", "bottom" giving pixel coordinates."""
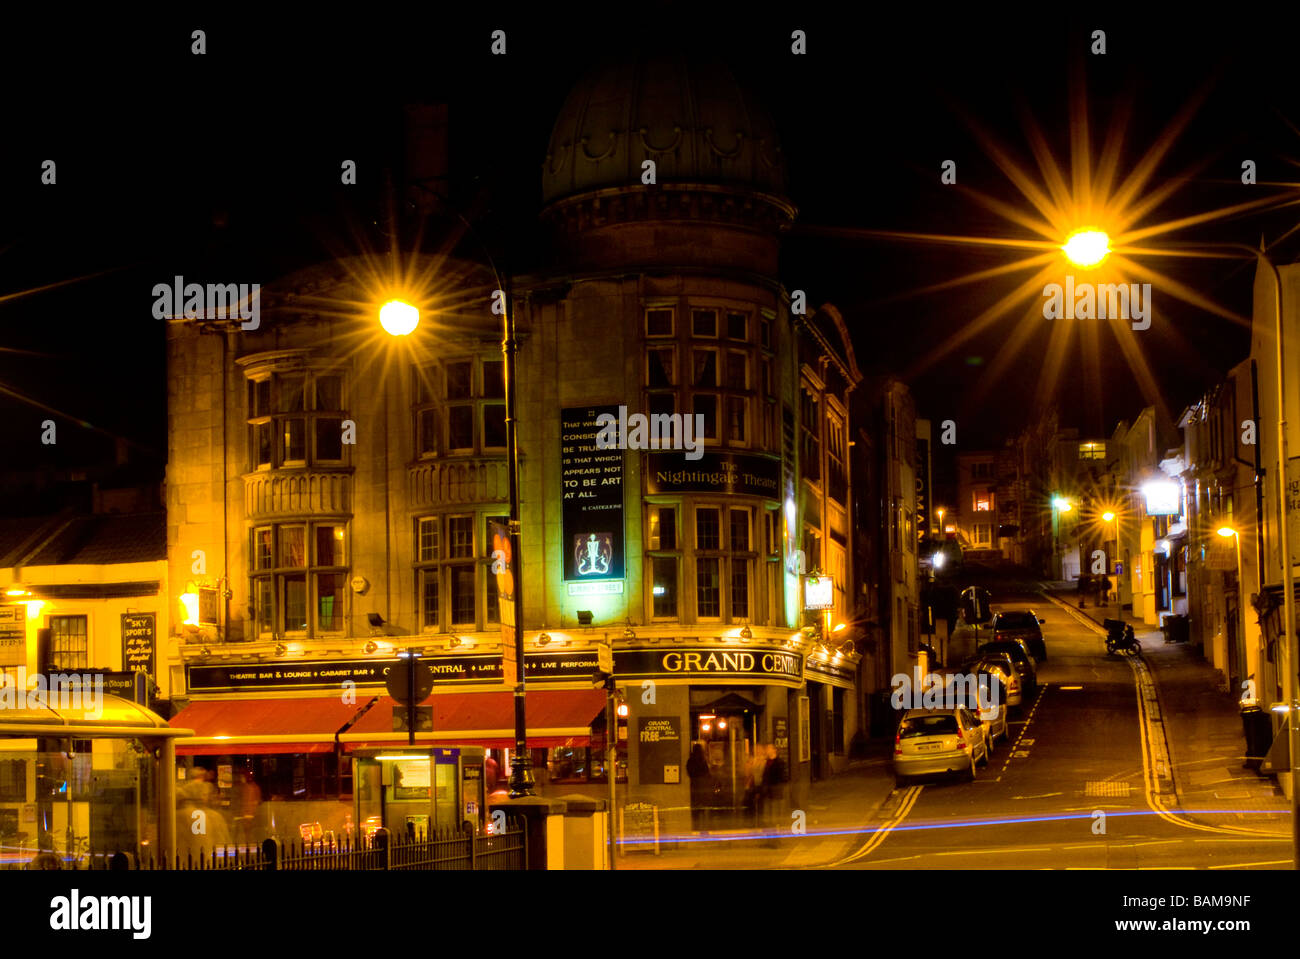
[{"left": 2, "top": 8, "right": 1299, "bottom": 503}]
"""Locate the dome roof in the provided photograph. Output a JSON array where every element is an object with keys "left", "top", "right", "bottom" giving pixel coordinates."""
[{"left": 541, "top": 57, "right": 787, "bottom": 207}]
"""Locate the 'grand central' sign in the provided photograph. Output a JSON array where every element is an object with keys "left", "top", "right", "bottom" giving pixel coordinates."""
[{"left": 614, "top": 646, "right": 804, "bottom": 687}]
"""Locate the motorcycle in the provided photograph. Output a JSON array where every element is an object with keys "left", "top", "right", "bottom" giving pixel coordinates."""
[{"left": 1103, "top": 619, "right": 1141, "bottom": 656}]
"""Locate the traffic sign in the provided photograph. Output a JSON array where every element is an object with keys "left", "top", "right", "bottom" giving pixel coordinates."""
[{"left": 386, "top": 657, "right": 434, "bottom": 705}]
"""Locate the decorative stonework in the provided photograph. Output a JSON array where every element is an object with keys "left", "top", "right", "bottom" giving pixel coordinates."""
[
  {"left": 408, "top": 457, "right": 510, "bottom": 508},
  {"left": 245, "top": 470, "right": 352, "bottom": 519}
]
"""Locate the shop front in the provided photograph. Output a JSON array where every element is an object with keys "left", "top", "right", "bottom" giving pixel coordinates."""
[{"left": 168, "top": 649, "right": 608, "bottom": 846}]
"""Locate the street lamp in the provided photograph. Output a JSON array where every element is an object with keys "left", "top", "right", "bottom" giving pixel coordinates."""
[
  {"left": 1218, "top": 525, "right": 1252, "bottom": 689},
  {"left": 1051, "top": 497, "right": 1072, "bottom": 581},
  {"left": 1062, "top": 229, "right": 1111, "bottom": 268},
  {"left": 379, "top": 229, "right": 535, "bottom": 798},
  {"left": 379, "top": 299, "right": 420, "bottom": 337},
  {"left": 1102, "top": 510, "right": 1120, "bottom": 619}
]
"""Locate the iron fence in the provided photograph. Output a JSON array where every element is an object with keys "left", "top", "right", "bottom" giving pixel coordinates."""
[{"left": 8, "top": 820, "right": 526, "bottom": 871}]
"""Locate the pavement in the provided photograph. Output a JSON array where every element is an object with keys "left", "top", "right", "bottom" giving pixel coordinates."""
[
  {"left": 616, "top": 740, "right": 898, "bottom": 869},
  {"left": 1040, "top": 586, "right": 1290, "bottom": 833}
]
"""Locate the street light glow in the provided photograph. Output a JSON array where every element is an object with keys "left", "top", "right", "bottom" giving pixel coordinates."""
[
  {"left": 932, "top": 551, "right": 946, "bottom": 570},
  {"left": 1218, "top": 527, "right": 1238, "bottom": 538},
  {"left": 379, "top": 299, "right": 420, "bottom": 336},
  {"left": 1102, "top": 511, "right": 1115, "bottom": 523},
  {"left": 1063, "top": 229, "right": 1110, "bottom": 268},
  {"left": 1052, "top": 497, "right": 1072, "bottom": 512}
]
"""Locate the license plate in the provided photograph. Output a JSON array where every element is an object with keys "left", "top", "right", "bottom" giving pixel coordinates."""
[{"left": 918, "top": 743, "right": 940, "bottom": 751}]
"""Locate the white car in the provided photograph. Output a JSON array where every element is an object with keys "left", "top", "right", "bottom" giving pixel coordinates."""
[
  {"left": 893, "top": 707, "right": 989, "bottom": 787},
  {"left": 933, "top": 670, "right": 1008, "bottom": 753}
]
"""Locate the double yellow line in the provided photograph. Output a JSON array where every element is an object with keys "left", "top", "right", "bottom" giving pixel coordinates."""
[{"left": 825, "top": 785, "right": 924, "bottom": 867}]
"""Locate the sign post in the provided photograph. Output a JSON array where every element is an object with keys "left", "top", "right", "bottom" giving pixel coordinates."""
[{"left": 386, "top": 651, "right": 434, "bottom": 747}]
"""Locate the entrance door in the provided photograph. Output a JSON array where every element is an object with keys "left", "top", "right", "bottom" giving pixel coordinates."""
[{"left": 691, "top": 709, "right": 756, "bottom": 810}]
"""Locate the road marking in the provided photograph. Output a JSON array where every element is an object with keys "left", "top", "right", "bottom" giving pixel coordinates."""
[
  {"left": 825, "top": 785, "right": 924, "bottom": 867},
  {"left": 1208, "top": 859, "right": 1294, "bottom": 869},
  {"left": 1039, "top": 589, "right": 1286, "bottom": 841},
  {"left": 932, "top": 846, "right": 1052, "bottom": 857},
  {"left": 1012, "top": 792, "right": 1063, "bottom": 800}
]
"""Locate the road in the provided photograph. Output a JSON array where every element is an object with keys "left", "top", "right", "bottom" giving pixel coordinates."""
[{"left": 827, "top": 587, "right": 1291, "bottom": 869}]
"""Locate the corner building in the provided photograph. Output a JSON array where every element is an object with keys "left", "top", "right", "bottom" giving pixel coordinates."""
[{"left": 162, "top": 56, "right": 862, "bottom": 837}]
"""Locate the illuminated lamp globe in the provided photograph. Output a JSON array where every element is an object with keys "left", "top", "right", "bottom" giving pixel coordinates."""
[
  {"left": 1063, "top": 230, "right": 1110, "bottom": 268},
  {"left": 380, "top": 300, "right": 420, "bottom": 336}
]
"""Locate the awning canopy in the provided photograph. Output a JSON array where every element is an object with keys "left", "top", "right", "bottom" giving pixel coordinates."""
[
  {"left": 169, "top": 696, "right": 376, "bottom": 755},
  {"left": 340, "top": 689, "right": 606, "bottom": 750}
]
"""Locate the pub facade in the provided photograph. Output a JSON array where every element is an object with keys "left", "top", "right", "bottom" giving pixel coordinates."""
[{"left": 160, "top": 54, "right": 865, "bottom": 840}]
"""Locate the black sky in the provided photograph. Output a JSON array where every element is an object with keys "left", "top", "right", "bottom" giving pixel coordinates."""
[{"left": 2, "top": 8, "right": 1299, "bottom": 500}]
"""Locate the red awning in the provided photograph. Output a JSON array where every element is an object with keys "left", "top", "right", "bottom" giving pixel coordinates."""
[
  {"left": 339, "top": 689, "right": 606, "bottom": 751},
  {"left": 169, "top": 697, "right": 373, "bottom": 755}
]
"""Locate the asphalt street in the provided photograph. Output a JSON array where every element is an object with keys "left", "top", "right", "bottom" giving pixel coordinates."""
[{"left": 827, "top": 587, "right": 1292, "bottom": 869}]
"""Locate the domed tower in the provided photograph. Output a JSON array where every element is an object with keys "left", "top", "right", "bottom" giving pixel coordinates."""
[
  {"left": 520, "top": 55, "right": 864, "bottom": 804},
  {"left": 540, "top": 56, "right": 796, "bottom": 276}
]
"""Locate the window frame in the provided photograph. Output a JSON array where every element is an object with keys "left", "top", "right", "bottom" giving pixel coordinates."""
[{"left": 249, "top": 522, "right": 349, "bottom": 638}]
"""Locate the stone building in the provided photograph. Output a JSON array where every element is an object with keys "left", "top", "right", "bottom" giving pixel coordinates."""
[{"left": 160, "top": 55, "right": 866, "bottom": 836}]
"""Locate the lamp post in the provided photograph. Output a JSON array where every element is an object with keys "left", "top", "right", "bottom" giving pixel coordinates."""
[
  {"left": 381, "top": 222, "right": 535, "bottom": 798},
  {"left": 1052, "top": 497, "right": 1072, "bottom": 581},
  {"left": 1219, "top": 527, "right": 1247, "bottom": 671},
  {"left": 1102, "top": 511, "right": 1119, "bottom": 619}
]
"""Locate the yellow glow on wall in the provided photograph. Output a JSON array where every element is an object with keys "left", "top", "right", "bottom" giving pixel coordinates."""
[{"left": 180, "top": 592, "right": 200, "bottom": 626}]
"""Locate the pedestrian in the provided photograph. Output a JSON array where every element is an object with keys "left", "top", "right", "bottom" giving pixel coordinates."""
[
  {"left": 1077, "top": 572, "right": 1091, "bottom": 608},
  {"left": 686, "top": 743, "right": 712, "bottom": 832},
  {"left": 761, "top": 744, "right": 787, "bottom": 845},
  {"left": 232, "top": 769, "right": 262, "bottom": 849},
  {"left": 746, "top": 743, "right": 768, "bottom": 829},
  {"left": 1097, "top": 574, "right": 1111, "bottom": 607}
]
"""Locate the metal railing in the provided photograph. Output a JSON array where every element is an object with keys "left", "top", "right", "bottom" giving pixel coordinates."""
[{"left": 8, "top": 821, "right": 526, "bottom": 871}]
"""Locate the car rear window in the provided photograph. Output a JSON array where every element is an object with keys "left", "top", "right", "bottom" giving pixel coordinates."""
[
  {"left": 984, "top": 641, "right": 1029, "bottom": 665},
  {"left": 997, "top": 613, "right": 1038, "bottom": 629},
  {"left": 899, "top": 715, "right": 958, "bottom": 738}
]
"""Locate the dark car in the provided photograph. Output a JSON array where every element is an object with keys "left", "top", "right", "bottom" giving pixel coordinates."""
[
  {"left": 976, "top": 638, "right": 1038, "bottom": 700},
  {"left": 991, "top": 609, "right": 1046, "bottom": 662}
]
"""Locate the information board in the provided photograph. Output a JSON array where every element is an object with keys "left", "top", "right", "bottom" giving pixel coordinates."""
[{"left": 560, "top": 406, "right": 625, "bottom": 582}]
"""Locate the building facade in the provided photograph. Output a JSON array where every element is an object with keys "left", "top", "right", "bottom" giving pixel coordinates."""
[{"left": 159, "top": 56, "right": 867, "bottom": 837}]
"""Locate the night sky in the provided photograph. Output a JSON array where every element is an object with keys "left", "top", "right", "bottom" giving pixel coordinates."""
[{"left": 2, "top": 9, "right": 1299, "bottom": 510}]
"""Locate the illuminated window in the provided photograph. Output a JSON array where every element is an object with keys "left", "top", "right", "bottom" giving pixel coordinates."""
[
  {"left": 647, "top": 504, "right": 680, "bottom": 620},
  {"left": 693, "top": 505, "right": 755, "bottom": 621},
  {"left": 415, "top": 513, "right": 505, "bottom": 632},
  {"left": 1079, "top": 442, "right": 1105, "bottom": 460},
  {"left": 48, "top": 615, "right": 88, "bottom": 670},
  {"left": 413, "top": 358, "right": 505, "bottom": 458},
  {"left": 246, "top": 371, "right": 347, "bottom": 469},
  {"left": 973, "top": 492, "right": 992, "bottom": 512},
  {"left": 249, "top": 523, "right": 348, "bottom": 636}
]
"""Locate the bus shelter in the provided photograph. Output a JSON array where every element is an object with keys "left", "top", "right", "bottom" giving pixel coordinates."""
[{"left": 0, "top": 692, "right": 192, "bottom": 868}]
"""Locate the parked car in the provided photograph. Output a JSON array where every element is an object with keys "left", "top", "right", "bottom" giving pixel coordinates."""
[
  {"left": 991, "top": 609, "right": 1047, "bottom": 661},
  {"left": 977, "top": 638, "right": 1038, "bottom": 700},
  {"left": 970, "top": 651, "right": 1021, "bottom": 708},
  {"left": 893, "top": 707, "right": 989, "bottom": 786},
  {"left": 934, "top": 668, "right": 1008, "bottom": 750}
]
